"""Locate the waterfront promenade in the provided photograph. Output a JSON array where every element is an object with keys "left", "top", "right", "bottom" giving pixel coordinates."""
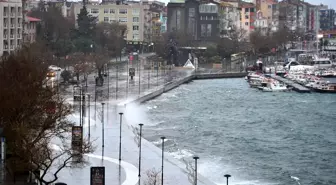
[{"left": 56, "top": 57, "right": 246, "bottom": 185}]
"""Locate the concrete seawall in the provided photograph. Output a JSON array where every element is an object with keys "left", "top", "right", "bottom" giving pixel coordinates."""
[{"left": 128, "top": 72, "right": 247, "bottom": 104}]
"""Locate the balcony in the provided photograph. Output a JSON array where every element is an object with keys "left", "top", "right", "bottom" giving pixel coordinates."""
[
  {"left": 10, "top": 13, "right": 15, "bottom": 17},
  {"left": 17, "top": 34, "right": 21, "bottom": 39},
  {"left": 4, "top": 24, "right": 8, "bottom": 28},
  {"left": 3, "top": 34, "right": 8, "bottom": 39},
  {"left": 4, "top": 45, "right": 8, "bottom": 49},
  {"left": 10, "top": 35, "right": 14, "bottom": 39},
  {"left": 18, "top": 24, "right": 21, "bottom": 28},
  {"left": 11, "top": 24, "right": 14, "bottom": 28},
  {"left": 10, "top": 45, "right": 14, "bottom": 49},
  {"left": 4, "top": 12, "right": 8, "bottom": 17}
]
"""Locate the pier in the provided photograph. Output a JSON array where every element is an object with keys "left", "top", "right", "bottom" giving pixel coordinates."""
[{"left": 270, "top": 75, "right": 311, "bottom": 93}]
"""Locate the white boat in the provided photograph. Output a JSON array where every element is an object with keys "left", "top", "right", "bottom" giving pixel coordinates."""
[{"left": 258, "top": 79, "right": 288, "bottom": 92}]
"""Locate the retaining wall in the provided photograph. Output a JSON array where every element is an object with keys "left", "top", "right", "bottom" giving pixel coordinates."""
[{"left": 128, "top": 72, "right": 246, "bottom": 104}]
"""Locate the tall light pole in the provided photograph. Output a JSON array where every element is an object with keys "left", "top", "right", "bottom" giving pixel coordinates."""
[
  {"left": 138, "top": 58, "right": 141, "bottom": 95},
  {"left": 161, "top": 136, "right": 166, "bottom": 185},
  {"left": 101, "top": 102, "right": 105, "bottom": 159},
  {"left": 94, "top": 79, "right": 97, "bottom": 121},
  {"left": 193, "top": 156, "right": 199, "bottom": 185},
  {"left": 87, "top": 94, "right": 91, "bottom": 141},
  {"left": 79, "top": 86, "right": 82, "bottom": 126},
  {"left": 224, "top": 174, "right": 231, "bottom": 185},
  {"left": 118, "top": 112, "right": 123, "bottom": 162},
  {"left": 138, "top": 123, "right": 144, "bottom": 178},
  {"left": 116, "top": 65, "right": 119, "bottom": 100}
]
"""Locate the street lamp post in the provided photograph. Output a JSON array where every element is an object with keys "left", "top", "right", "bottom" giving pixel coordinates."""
[
  {"left": 147, "top": 65, "right": 150, "bottom": 89},
  {"left": 87, "top": 94, "right": 91, "bottom": 141},
  {"left": 160, "top": 136, "right": 166, "bottom": 185},
  {"left": 193, "top": 156, "right": 199, "bottom": 185},
  {"left": 138, "top": 123, "right": 144, "bottom": 177},
  {"left": 116, "top": 65, "right": 119, "bottom": 100},
  {"left": 79, "top": 86, "right": 82, "bottom": 126},
  {"left": 0, "top": 130, "right": 5, "bottom": 183},
  {"left": 94, "top": 78, "right": 97, "bottom": 121},
  {"left": 138, "top": 58, "right": 141, "bottom": 95},
  {"left": 224, "top": 174, "right": 231, "bottom": 185},
  {"left": 101, "top": 103, "right": 105, "bottom": 159},
  {"left": 118, "top": 112, "right": 123, "bottom": 162}
]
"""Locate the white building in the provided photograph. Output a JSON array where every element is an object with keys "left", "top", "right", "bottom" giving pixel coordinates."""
[
  {"left": 254, "top": 10, "right": 268, "bottom": 33},
  {"left": 0, "top": 0, "right": 23, "bottom": 56}
]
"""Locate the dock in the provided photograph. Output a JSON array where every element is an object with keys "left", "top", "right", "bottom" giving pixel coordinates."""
[{"left": 270, "top": 75, "right": 311, "bottom": 93}]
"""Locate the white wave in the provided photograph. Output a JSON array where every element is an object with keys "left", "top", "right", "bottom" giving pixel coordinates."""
[
  {"left": 152, "top": 138, "right": 172, "bottom": 145},
  {"left": 147, "top": 105, "right": 158, "bottom": 110},
  {"left": 169, "top": 149, "right": 194, "bottom": 160}
]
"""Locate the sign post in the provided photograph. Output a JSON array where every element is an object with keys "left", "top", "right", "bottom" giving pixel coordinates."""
[
  {"left": 129, "top": 68, "right": 135, "bottom": 80},
  {"left": 90, "top": 167, "right": 105, "bottom": 185},
  {"left": 71, "top": 126, "right": 83, "bottom": 161}
]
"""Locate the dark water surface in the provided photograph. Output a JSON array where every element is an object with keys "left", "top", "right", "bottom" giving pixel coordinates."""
[{"left": 132, "top": 78, "right": 336, "bottom": 185}]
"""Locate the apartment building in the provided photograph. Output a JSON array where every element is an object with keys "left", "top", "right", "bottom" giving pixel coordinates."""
[
  {"left": 240, "top": 2, "right": 256, "bottom": 34},
  {"left": 23, "top": 16, "right": 40, "bottom": 43},
  {"left": 141, "top": 0, "right": 165, "bottom": 43},
  {"left": 319, "top": 8, "right": 335, "bottom": 31},
  {"left": 73, "top": 3, "right": 145, "bottom": 43},
  {"left": 254, "top": 10, "right": 268, "bottom": 33},
  {"left": 0, "top": 0, "right": 23, "bottom": 56},
  {"left": 218, "top": 1, "right": 241, "bottom": 37}
]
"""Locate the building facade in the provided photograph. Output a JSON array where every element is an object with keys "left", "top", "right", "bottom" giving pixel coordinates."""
[
  {"left": 240, "top": 2, "right": 255, "bottom": 34},
  {"left": 319, "top": 8, "right": 335, "bottom": 31},
  {"left": 254, "top": 10, "right": 268, "bottom": 33},
  {"left": 199, "top": 2, "right": 220, "bottom": 40},
  {"left": 73, "top": 3, "right": 145, "bottom": 43},
  {"left": 0, "top": 0, "right": 23, "bottom": 56},
  {"left": 218, "top": 1, "right": 241, "bottom": 37},
  {"left": 23, "top": 16, "right": 40, "bottom": 43}
]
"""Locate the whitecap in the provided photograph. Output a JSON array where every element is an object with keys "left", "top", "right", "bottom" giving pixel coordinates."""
[{"left": 169, "top": 149, "right": 194, "bottom": 160}]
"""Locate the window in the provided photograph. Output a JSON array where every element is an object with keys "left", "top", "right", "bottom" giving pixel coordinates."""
[
  {"left": 201, "top": 24, "right": 206, "bottom": 37},
  {"left": 245, "top": 22, "right": 249, "bottom": 25},
  {"left": 104, "top": 17, "right": 109, "bottom": 22},
  {"left": 133, "top": 25, "right": 139, "bottom": 30},
  {"left": 189, "top": 8, "right": 195, "bottom": 17},
  {"left": 119, "top": 17, "right": 127, "bottom": 22},
  {"left": 268, "top": 5, "right": 271, "bottom": 9},
  {"left": 245, "top": 15, "right": 249, "bottom": 19},
  {"left": 206, "top": 24, "right": 211, "bottom": 37},
  {"left": 210, "top": 5, "right": 217, "bottom": 13},
  {"left": 104, "top": 9, "right": 108, "bottom": 13},
  {"left": 245, "top": 8, "right": 249, "bottom": 12},
  {"left": 132, "top": 9, "right": 139, "bottom": 15},
  {"left": 110, "top": 9, "right": 115, "bottom": 13},
  {"left": 250, "top": 8, "right": 254, "bottom": 12},
  {"left": 133, "top": 34, "right": 139, "bottom": 40},
  {"left": 119, "top": 9, "right": 127, "bottom": 14},
  {"left": 91, "top": 9, "right": 99, "bottom": 14},
  {"left": 133, "top": 17, "right": 139, "bottom": 22}
]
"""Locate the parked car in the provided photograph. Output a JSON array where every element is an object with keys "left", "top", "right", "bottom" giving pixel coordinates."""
[{"left": 48, "top": 65, "right": 62, "bottom": 71}]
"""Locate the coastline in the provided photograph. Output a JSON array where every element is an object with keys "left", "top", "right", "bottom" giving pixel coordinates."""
[{"left": 119, "top": 72, "right": 247, "bottom": 185}]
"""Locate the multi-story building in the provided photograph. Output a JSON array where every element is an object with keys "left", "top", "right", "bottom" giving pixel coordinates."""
[
  {"left": 23, "top": 16, "right": 40, "bottom": 43},
  {"left": 141, "top": 0, "right": 165, "bottom": 44},
  {"left": 218, "top": 1, "right": 241, "bottom": 37},
  {"left": 319, "top": 8, "right": 335, "bottom": 31},
  {"left": 167, "top": 0, "right": 220, "bottom": 41},
  {"left": 254, "top": 10, "right": 268, "bottom": 33},
  {"left": 240, "top": 2, "right": 255, "bottom": 34},
  {"left": 0, "top": 0, "right": 23, "bottom": 56},
  {"left": 199, "top": 2, "right": 220, "bottom": 40},
  {"left": 73, "top": 3, "right": 145, "bottom": 45}
]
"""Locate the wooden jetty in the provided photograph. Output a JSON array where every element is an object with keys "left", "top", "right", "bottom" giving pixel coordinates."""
[{"left": 270, "top": 75, "right": 311, "bottom": 93}]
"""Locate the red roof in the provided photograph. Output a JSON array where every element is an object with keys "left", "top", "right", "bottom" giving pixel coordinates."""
[{"left": 27, "top": 16, "right": 41, "bottom": 22}]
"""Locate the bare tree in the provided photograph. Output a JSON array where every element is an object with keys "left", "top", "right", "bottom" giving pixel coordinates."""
[
  {"left": 0, "top": 45, "right": 93, "bottom": 184},
  {"left": 143, "top": 168, "right": 162, "bottom": 185}
]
